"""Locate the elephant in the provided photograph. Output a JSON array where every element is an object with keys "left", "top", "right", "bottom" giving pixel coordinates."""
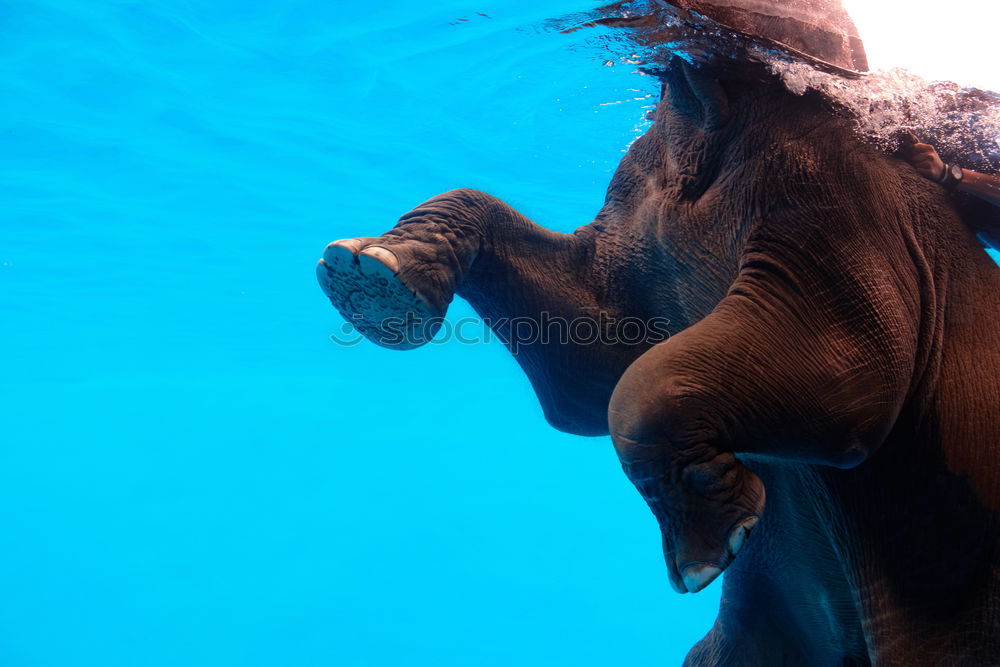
[{"left": 316, "top": 1, "right": 1000, "bottom": 664}]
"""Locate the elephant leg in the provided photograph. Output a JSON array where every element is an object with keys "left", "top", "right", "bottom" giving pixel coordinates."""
[
  {"left": 685, "top": 628, "right": 870, "bottom": 667},
  {"left": 317, "top": 187, "right": 597, "bottom": 349},
  {"left": 607, "top": 270, "right": 915, "bottom": 593},
  {"left": 317, "top": 189, "right": 488, "bottom": 349},
  {"left": 316, "top": 190, "right": 610, "bottom": 348},
  {"left": 684, "top": 623, "right": 817, "bottom": 667}
]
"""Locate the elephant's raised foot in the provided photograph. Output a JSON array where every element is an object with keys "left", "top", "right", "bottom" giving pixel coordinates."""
[
  {"left": 317, "top": 239, "right": 445, "bottom": 350},
  {"left": 666, "top": 462, "right": 765, "bottom": 594},
  {"left": 613, "top": 423, "right": 766, "bottom": 594}
]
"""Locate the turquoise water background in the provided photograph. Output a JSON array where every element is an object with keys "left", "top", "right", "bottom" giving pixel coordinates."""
[{"left": 1, "top": 1, "right": 725, "bottom": 665}]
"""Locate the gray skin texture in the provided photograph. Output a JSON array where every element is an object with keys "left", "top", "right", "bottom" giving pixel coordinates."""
[{"left": 317, "top": 57, "right": 1000, "bottom": 665}]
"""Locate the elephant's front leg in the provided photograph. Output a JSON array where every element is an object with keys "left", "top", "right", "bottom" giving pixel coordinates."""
[
  {"left": 317, "top": 189, "right": 490, "bottom": 349},
  {"left": 317, "top": 188, "right": 594, "bottom": 350},
  {"left": 608, "top": 271, "right": 916, "bottom": 594}
]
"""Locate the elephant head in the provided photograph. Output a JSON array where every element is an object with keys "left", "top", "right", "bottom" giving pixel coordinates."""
[{"left": 587, "top": 0, "right": 867, "bottom": 75}]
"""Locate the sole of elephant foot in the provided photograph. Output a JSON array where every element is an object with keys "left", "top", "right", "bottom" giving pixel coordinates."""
[{"left": 317, "top": 240, "right": 444, "bottom": 350}]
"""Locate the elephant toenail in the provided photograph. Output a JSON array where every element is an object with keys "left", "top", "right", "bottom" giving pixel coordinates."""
[
  {"left": 728, "top": 516, "right": 759, "bottom": 557},
  {"left": 668, "top": 574, "right": 688, "bottom": 595},
  {"left": 328, "top": 238, "right": 364, "bottom": 254},
  {"left": 360, "top": 246, "right": 400, "bottom": 274},
  {"left": 682, "top": 564, "right": 723, "bottom": 593}
]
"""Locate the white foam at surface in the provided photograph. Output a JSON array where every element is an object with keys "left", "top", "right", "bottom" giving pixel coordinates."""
[
  {"left": 548, "top": 1, "right": 1000, "bottom": 172},
  {"left": 764, "top": 52, "right": 1000, "bottom": 171}
]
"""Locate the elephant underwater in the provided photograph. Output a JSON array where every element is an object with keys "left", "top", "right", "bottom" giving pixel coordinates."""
[{"left": 317, "top": 1, "right": 1000, "bottom": 664}]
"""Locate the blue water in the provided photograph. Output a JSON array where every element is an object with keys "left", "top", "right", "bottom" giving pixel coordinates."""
[{"left": 1, "top": 2, "right": 723, "bottom": 665}]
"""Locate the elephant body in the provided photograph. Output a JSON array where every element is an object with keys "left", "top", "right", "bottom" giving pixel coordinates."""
[{"left": 318, "top": 40, "right": 1000, "bottom": 667}]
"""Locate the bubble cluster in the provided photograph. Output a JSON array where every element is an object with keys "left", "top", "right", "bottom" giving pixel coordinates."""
[{"left": 763, "top": 53, "right": 1000, "bottom": 173}]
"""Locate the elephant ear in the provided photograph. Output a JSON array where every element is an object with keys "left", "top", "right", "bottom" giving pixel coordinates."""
[{"left": 669, "top": 0, "right": 868, "bottom": 73}]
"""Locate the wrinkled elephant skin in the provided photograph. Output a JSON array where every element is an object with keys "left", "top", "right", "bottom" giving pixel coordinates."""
[{"left": 317, "top": 32, "right": 1000, "bottom": 667}]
